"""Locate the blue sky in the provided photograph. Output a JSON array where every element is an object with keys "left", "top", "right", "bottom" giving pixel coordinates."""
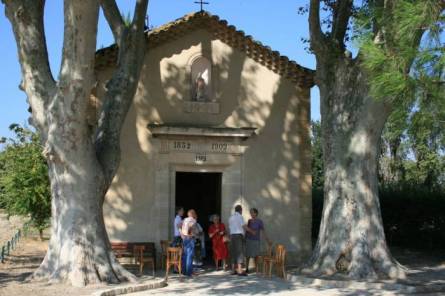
[{"left": 0, "top": 0, "right": 320, "bottom": 139}]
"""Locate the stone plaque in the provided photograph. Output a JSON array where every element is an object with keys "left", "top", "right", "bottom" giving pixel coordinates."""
[{"left": 183, "top": 101, "right": 220, "bottom": 114}]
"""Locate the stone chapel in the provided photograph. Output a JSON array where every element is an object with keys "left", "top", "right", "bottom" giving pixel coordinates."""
[{"left": 94, "top": 11, "right": 314, "bottom": 264}]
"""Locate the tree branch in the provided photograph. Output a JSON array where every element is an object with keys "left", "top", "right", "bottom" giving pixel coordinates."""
[
  {"left": 131, "top": 0, "right": 147, "bottom": 29},
  {"left": 95, "top": 0, "right": 149, "bottom": 187},
  {"left": 309, "top": 0, "right": 326, "bottom": 54},
  {"left": 331, "top": 0, "right": 353, "bottom": 48},
  {"left": 59, "top": 0, "right": 99, "bottom": 90},
  {"left": 99, "top": 0, "right": 125, "bottom": 42},
  {"left": 3, "top": 0, "right": 56, "bottom": 135}
]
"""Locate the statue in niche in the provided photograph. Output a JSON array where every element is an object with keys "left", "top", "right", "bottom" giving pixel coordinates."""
[{"left": 193, "top": 76, "right": 208, "bottom": 102}]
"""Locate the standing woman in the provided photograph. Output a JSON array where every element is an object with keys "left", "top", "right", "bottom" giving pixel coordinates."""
[
  {"left": 245, "top": 208, "right": 270, "bottom": 273},
  {"left": 208, "top": 214, "right": 228, "bottom": 270}
]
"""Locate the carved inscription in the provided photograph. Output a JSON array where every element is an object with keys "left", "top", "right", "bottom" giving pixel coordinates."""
[
  {"left": 211, "top": 143, "right": 228, "bottom": 152},
  {"left": 164, "top": 140, "right": 241, "bottom": 154},
  {"left": 195, "top": 153, "right": 207, "bottom": 163},
  {"left": 172, "top": 141, "right": 191, "bottom": 150}
]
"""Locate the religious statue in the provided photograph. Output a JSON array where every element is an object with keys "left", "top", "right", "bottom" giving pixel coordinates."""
[{"left": 193, "top": 77, "right": 208, "bottom": 102}]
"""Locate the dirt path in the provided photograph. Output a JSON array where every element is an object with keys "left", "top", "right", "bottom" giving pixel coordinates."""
[{"left": 0, "top": 237, "right": 99, "bottom": 296}]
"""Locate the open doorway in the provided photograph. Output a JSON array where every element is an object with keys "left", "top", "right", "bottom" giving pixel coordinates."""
[{"left": 175, "top": 171, "right": 222, "bottom": 262}]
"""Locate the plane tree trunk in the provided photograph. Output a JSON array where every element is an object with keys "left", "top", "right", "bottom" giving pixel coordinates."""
[
  {"left": 304, "top": 0, "right": 406, "bottom": 279},
  {"left": 306, "top": 55, "right": 404, "bottom": 279},
  {"left": 3, "top": 0, "right": 149, "bottom": 286}
]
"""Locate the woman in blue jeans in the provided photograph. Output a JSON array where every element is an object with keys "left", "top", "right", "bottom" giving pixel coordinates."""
[{"left": 181, "top": 209, "right": 197, "bottom": 276}]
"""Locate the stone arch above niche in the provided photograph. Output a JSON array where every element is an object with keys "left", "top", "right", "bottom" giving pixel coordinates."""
[{"left": 190, "top": 55, "right": 212, "bottom": 102}]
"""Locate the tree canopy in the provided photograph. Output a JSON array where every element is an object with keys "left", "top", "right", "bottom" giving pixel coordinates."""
[{"left": 0, "top": 124, "right": 50, "bottom": 236}]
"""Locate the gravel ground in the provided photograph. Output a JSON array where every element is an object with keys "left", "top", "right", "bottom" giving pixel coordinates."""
[
  {"left": 130, "top": 271, "right": 445, "bottom": 296},
  {"left": 0, "top": 237, "right": 100, "bottom": 296},
  {"left": 0, "top": 236, "right": 444, "bottom": 296}
]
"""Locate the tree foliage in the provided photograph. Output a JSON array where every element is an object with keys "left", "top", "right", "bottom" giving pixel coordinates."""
[
  {"left": 0, "top": 124, "right": 51, "bottom": 233},
  {"left": 359, "top": 0, "right": 445, "bottom": 189},
  {"left": 379, "top": 99, "right": 445, "bottom": 189},
  {"left": 357, "top": 0, "right": 444, "bottom": 104}
]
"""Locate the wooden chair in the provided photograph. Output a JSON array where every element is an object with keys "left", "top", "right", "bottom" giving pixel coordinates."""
[
  {"left": 111, "top": 241, "right": 156, "bottom": 267},
  {"left": 133, "top": 245, "right": 155, "bottom": 277},
  {"left": 160, "top": 240, "right": 171, "bottom": 270},
  {"left": 256, "top": 241, "right": 274, "bottom": 273},
  {"left": 262, "top": 244, "right": 286, "bottom": 279},
  {"left": 165, "top": 247, "right": 182, "bottom": 280}
]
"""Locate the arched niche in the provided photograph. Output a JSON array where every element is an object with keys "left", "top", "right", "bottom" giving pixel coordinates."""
[{"left": 190, "top": 56, "right": 212, "bottom": 102}]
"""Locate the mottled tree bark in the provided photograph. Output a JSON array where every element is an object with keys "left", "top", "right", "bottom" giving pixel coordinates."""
[
  {"left": 306, "top": 55, "right": 404, "bottom": 279},
  {"left": 306, "top": 0, "right": 442, "bottom": 279},
  {"left": 3, "top": 0, "right": 149, "bottom": 286},
  {"left": 304, "top": 0, "right": 405, "bottom": 279}
]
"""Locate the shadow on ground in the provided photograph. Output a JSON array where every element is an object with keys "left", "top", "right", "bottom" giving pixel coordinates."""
[{"left": 2, "top": 238, "right": 445, "bottom": 295}]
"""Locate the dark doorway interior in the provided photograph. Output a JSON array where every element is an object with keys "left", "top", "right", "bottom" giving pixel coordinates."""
[{"left": 175, "top": 172, "right": 222, "bottom": 262}]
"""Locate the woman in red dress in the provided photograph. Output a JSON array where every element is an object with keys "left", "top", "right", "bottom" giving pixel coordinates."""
[{"left": 208, "top": 214, "right": 228, "bottom": 270}]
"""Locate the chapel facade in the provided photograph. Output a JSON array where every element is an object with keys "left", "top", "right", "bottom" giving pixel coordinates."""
[{"left": 94, "top": 11, "right": 314, "bottom": 264}]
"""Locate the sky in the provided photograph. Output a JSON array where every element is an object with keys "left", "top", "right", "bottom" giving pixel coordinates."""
[{"left": 0, "top": 0, "right": 320, "bottom": 140}]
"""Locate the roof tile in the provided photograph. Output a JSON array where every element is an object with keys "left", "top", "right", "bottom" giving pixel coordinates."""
[{"left": 95, "top": 11, "right": 314, "bottom": 87}]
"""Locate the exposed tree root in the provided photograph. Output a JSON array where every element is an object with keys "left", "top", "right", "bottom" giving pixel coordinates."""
[
  {"left": 302, "top": 240, "right": 406, "bottom": 281},
  {"left": 32, "top": 240, "right": 137, "bottom": 287}
]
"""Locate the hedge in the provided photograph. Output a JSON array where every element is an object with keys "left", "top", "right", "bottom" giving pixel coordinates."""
[{"left": 312, "top": 186, "right": 445, "bottom": 250}]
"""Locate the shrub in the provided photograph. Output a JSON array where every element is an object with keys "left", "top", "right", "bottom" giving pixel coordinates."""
[
  {"left": 0, "top": 124, "right": 50, "bottom": 239},
  {"left": 312, "top": 185, "right": 445, "bottom": 250}
]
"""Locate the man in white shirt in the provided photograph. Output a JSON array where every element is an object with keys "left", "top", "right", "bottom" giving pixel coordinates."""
[
  {"left": 228, "top": 204, "right": 253, "bottom": 276},
  {"left": 172, "top": 207, "right": 184, "bottom": 247},
  {"left": 181, "top": 209, "right": 197, "bottom": 276}
]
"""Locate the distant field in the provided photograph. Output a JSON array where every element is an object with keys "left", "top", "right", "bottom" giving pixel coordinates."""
[{"left": 0, "top": 210, "right": 28, "bottom": 247}]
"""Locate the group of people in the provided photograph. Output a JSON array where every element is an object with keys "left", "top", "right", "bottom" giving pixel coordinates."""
[{"left": 173, "top": 204, "right": 270, "bottom": 277}]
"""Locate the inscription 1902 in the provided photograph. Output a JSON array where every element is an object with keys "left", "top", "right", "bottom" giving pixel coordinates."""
[{"left": 211, "top": 143, "right": 228, "bottom": 152}]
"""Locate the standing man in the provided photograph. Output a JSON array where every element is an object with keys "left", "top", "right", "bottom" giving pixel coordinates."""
[
  {"left": 172, "top": 206, "right": 184, "bottom": 247},
  {"left": 181, "top": 209, "right": 198, "bottom": 276},
  {"left": 228, "top": 204, "right": 253, "bottom": 276}
]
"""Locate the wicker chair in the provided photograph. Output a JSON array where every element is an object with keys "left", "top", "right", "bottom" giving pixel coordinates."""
[
  {"left": 256, "top": 241, "right": 274, "bottom": 273},
  {"left": 262, "top": 244, "right": 286, "bottom": 279}
]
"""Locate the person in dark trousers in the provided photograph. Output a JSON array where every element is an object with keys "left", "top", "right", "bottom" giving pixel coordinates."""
[{"left": 228, "top": 205, "right": 254, "bottom": 276}]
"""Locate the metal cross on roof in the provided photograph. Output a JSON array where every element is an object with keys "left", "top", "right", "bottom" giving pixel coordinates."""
[{"left": 194, "top": 0, "right": 209, "bottom": 12}]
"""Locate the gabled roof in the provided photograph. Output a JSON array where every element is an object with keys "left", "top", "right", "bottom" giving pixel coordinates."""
[{"left": 95, "top": 11, "right": 314, "bottom": 87}]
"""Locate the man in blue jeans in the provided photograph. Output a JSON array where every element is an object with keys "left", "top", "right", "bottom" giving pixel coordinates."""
[{"left": 181, "top": 209, "right": 197, "bottom": 276}]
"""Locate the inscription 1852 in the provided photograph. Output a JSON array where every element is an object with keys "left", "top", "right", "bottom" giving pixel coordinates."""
[{"left": 173, "top": 141, "right": 191, "bottom": 150}]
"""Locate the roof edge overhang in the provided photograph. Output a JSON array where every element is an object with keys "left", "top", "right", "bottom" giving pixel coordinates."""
[
  {"left": 147, "top": 124, "right": 256, "bottom": 139},
  {"left": 95, "top": 11, "right": 315, "bottom": 88}
]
